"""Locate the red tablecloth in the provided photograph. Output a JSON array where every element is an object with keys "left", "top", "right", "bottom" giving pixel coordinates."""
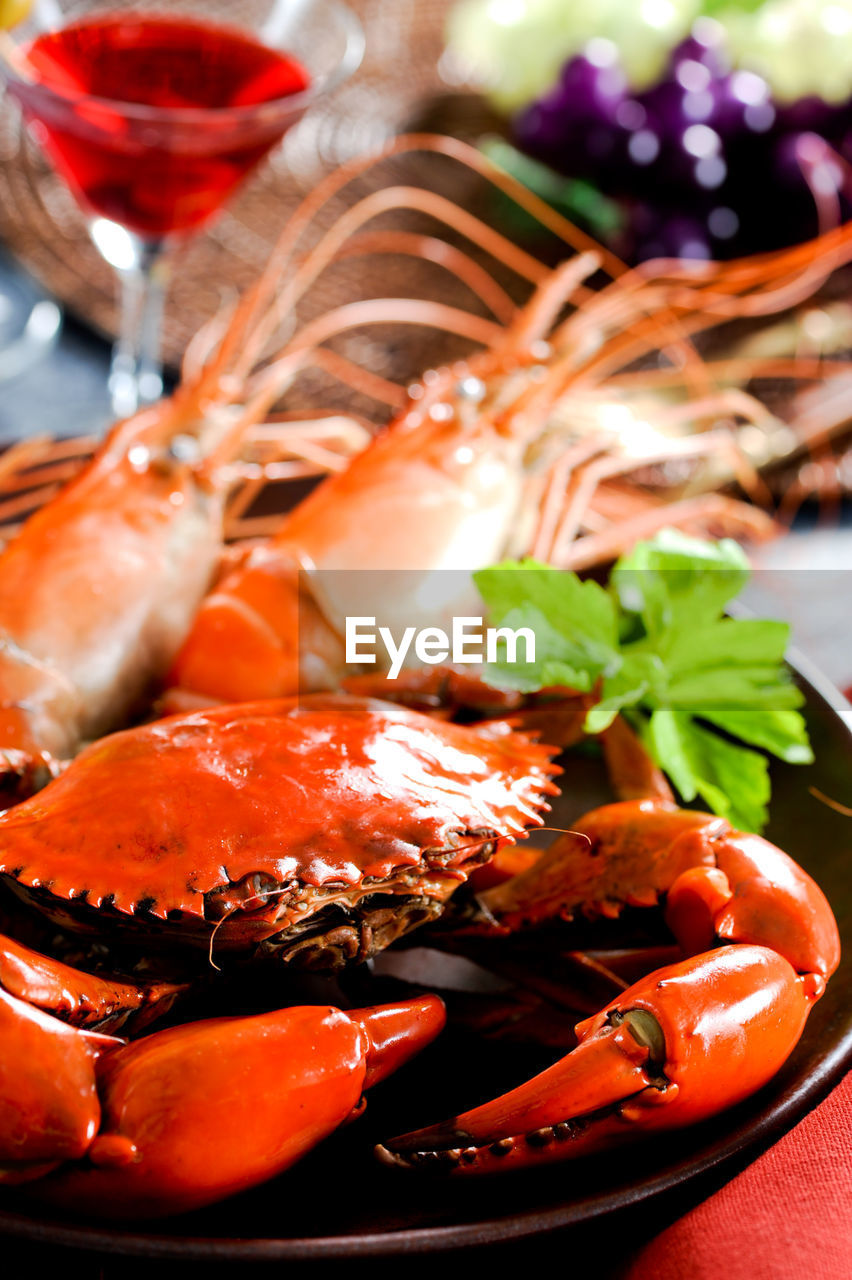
[
  {"left": 623, "top": 1070, "right": 852, "bottom": 1280},
  {"left": 626, "top": 673, "right": 852, "bottom": 1280}
]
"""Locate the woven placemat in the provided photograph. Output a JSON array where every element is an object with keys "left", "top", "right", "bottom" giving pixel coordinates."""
[
  {"left": 0, "top": 0, "right": 460, "bottom": 369},
  {"left": 1, "top": 1, "right": 850, "bottom": 499}
]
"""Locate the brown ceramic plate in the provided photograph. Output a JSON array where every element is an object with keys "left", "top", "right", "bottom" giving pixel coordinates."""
[{"left": 0, "top": 652, "right": 849, "bottom": 1261}]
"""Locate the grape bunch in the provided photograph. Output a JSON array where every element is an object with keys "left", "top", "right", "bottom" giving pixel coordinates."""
[{"left": 513, "top": 24, "right": 851, "bottom": 261}]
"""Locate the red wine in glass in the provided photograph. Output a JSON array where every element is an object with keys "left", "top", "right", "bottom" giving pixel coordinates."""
[
  {"left": 25, "top": 14, "right": 311, "bottom": 237},
  {"left": 1, "top": 0, "right": 363, "bottom": 416}
]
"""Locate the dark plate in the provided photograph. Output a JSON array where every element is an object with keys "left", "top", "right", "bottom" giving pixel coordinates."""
[{"left": 0, "top": 654, "right": 850, "bottom": 1261}]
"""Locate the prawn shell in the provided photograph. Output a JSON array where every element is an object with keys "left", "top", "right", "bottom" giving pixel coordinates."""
[{"left": 0, "top": 694, "right": 558, "bottom": 923}]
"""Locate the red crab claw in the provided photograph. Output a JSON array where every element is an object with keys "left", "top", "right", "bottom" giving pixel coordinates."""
[
  {"left": 376, "top": 944, "right": 821, "bottom": 1171},
  {"left": 472, "top": 799, "right": 840, "bottom": 980},
  {"left": 0, "top": 932, "right": 185, "bottom": 1033},
  {"left": 0, "top": 931, "right": 186, "bottom": 1186},
  {"left": 377, "top": 801, "right": 839, "bottom": 1173},
  {"left": 355, "top": 994, "right": 447, "bottom": 1088},
  {"left": 33, "top": 994, "right": 445, "bottom": 1218},
  {"left": 0, "top": 986, "right": 122, "bottom": 1184}
]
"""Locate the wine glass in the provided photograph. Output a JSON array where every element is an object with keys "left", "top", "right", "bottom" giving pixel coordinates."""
[{"left": 0, "top": 0, "right": 364, "bottom": 417}]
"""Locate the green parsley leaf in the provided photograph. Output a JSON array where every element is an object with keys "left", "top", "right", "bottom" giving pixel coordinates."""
[
  {"left": 478, "top": 605, "right": 598, "bottom": 693},
  {"left": 586, "top": 652, "right": 665, "bottom": 734},
  {"left": 474, "top": 531, "right": 811, "bottom": 833},
  {"left": 662, "top": 618, "right": 791, "bottom": 674},
  {"left": 645, "top": 711, "right": 771, "bottom": 833},
  {"left": 644, "top": 707, "right": 698, "bottom": 802},
  {"left": 693, "top": 707, "right": 814, "bottom": 765},
  {"left": 666, "top": 666, "right": 804, "bottom": 709},
  {"left": 612, "top": 529, "right": 750, "bottom": 639},
  {"left": 474, "top": 559, "right": 619, "bottom": 693}
]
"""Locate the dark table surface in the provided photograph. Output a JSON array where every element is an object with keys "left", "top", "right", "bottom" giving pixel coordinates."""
[{"left": 0, "top": 249, "right": 849, "bottom": 1280}]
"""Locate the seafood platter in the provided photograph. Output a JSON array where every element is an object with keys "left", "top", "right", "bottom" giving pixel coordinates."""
[{"left": 0, "top": 131, "right": 850, "bottom": 1258}]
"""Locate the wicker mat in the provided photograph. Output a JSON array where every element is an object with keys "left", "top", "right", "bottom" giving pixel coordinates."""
[
  {"left": 0, "top": 1, "right": 850, "bottom": 498},
  {"left": 0, "top": 0, "right": 460, "bottom": 369}
]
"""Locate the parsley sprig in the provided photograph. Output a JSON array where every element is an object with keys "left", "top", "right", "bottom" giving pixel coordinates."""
[{"left": 474, "top": 530, "right": 812, "bottom": 833}]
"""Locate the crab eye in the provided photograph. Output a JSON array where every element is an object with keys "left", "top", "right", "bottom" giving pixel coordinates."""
[{"left": 206, "top": 873, "right": 285, "bottom": 921}]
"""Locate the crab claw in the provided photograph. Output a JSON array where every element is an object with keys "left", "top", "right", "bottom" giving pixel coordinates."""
[
  {"left": 0, "top": 932, "right": 183, "bottom": 1183},
  {"left": 474, "top": 800, "right": 841, "bottom": 984},
  {"left": 34, "top": 995, "right": 445, "bottom": 1218},
  {"left": 354, "top": 994, "right": 447, "bottom": 1089},
  {"left": 376, "top": 945, "right": 820, "bottom": 1172},
  {"left": 663, "top": 829, "right": 840, "bottom": 981},
  {"left": 0, "top": 987, "right": 121, "bottom": 1182},
  {"left": 475, "top": 800, "right": 725, "bottom": 931},
  {"left": 0, "top": 932, "right": 184, "bottom": 1032}
]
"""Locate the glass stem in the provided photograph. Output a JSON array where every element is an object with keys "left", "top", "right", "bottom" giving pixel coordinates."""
[{"left": 109, "top": 239, "right": 170, "bottom": 419}]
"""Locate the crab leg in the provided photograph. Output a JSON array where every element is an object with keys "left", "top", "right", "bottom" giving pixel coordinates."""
[
  {"left": 0, "top": 934, "right": 182, "bottom": 1183},
  {"left": 377, "top": 801, "right": 839, "bottom": 1172},
  {"left": 0, "top": 932, "right": 184, "bottom": 1032},
  {"left": 0, "top": 987, "right": 121, "bottom": 1183},
  {"left": 18, "top": 995, "right": 444, "bottom": 1218},
  {"left": 377, "top": 945, "right": 817, "bottom": 1171}
]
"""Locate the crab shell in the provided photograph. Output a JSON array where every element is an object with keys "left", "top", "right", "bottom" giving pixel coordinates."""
[{"left": 0, "top": 695, "right": 558, "bottom": 970}]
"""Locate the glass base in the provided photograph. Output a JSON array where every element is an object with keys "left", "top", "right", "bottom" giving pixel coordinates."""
[
  {"left": 0, "top": 253, "right": 62, "bottom": 385},
  {"left": 108, "top": 345, "right": 165, "bottom": 420}
]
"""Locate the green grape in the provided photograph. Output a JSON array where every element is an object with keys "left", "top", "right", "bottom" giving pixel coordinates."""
[
  {"left": 597, "top": 0, "right": 702, "bottom": 87},
  {"left": 446, "top": 0, "right": 699, "bottom": 111},
  {"left": 720, "top": 0, "right": 852, "bottom": 103},
  {"left": 446, "top": 0, "right": 595, "bottom": 111},
  {"left": 447, "top": 0, "right": 852, "bottom": 115}
]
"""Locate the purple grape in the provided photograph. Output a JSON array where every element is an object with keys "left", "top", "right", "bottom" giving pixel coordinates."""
[
  {"left": 629, "top": 204, "right": 713, "bottom": 261},
  {"left": 631, "top": 76, "right": 726, "bottom": 193},
  {"left": 667, "top": 22, "right": 730, "bottom": 79},
  {"left": 775, "top": 95, "right": 845, "bottom": 138},
  {"left": 516, "top": 54, "right": 626, "bottom": 138},
  {"left": 510, "top": 24, "right": 852, "bottom": 263},
  {"left": 706, "top": 205, "right": 740, "bottom": 245},
  {"left": 557, "top": 45, "right": 627, "bottom": 105},
  {"left": 708, "top": 69, "right": 775, "bottom": 140},
  {"left": 515, "top": 51, "right": 628, "bottom": 175},
  {"left": 639, "top": 78, "right": 710, "bottom": 145}
]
